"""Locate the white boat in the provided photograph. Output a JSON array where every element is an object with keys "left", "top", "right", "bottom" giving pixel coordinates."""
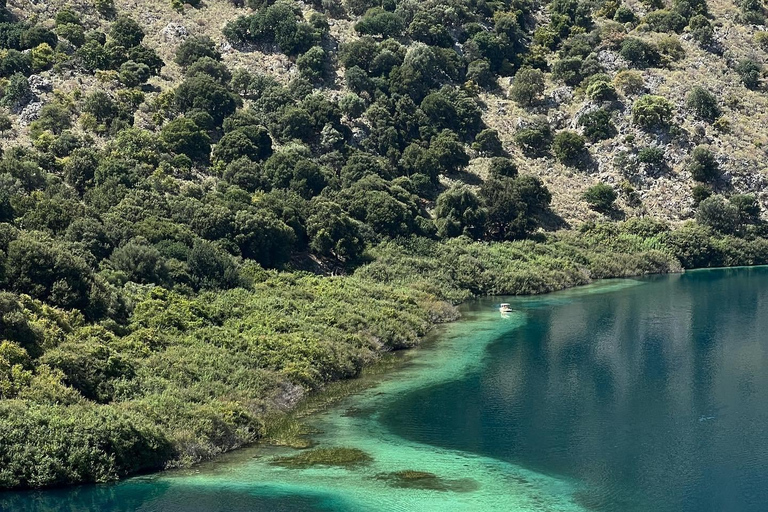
[{"left": 499, "top": 303, "right": 513, "bottom": 313}]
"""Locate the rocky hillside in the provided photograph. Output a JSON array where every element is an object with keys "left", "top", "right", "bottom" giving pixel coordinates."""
[{"left": 6, "top": 0, "right": 768, "bottom": 229}]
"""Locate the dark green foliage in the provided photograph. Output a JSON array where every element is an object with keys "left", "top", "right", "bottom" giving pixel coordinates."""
[
  {"left": 354, "top": 8, "right": 404, "bottom": 38},
  {"left": 735, "top": 58, "right": 762, "bottom": 89},
  {"left": 118, "top": 60, "right": 150, "bottom": 86},
  {"left": 696, "top": 195, "right": 739, "bottom": 233},
  {"left": 632, "top": 95, "right": 673, "bottom": 130},
  {"left": 688, "top": 15, "right": 713, "bottom": 46},
  {"left": 637, "top": 146, "right": 666, "bottom": 166},
  {"left": 480, "top": 175, "right": 552, "bottom": 240},
  {"left": 552, "top": 131, "right": 586, "bottom": 164},
  {"left": 472, "top": 129, "right": 505, "bottom": 157},
  {"left": 583, "top": 183, "right": 617, "bottom": 211},
  {"left": 488, "top": 157, "right": 518, "bottom": 178},
  {"left": 187, "top": 57, "right": 231, "bottom": 84},
  {"left": 514, "top": 118, "right": 552, "bottom": 157},
  {"left": 578, "top": 108, "right": 616, "bottom": 141},
  {"left": 296, "top": 46, "right": 326, "bottom": 81},
  {"left": 691, "top": 184, "right": 711, "bottom": 206},
  {"left": 109, "top": 16, "right": 144, "bottom": 48},
  {"left": 224, "top": 2, "right": 320, "bottom": 56},
  {"left": 510, "top": 67, "right": 545, "bottom": 106},
  {"left": 467, "top": 59, "right": 495, "bottom": 88},
  {"left": 730, "top": 194, "right": 760, "bottom": 223},
  {"left": 1, "top": 73, "right": 30, "bottom": 107},
  {"left": 175, "top": 75, "right": 240, "bottom": 125},
  {"left": 434, "top": 186, "right": 487, "bottom": 239},
  {"left": 643, "top": 10, "right": 687, "bottom": 33},
  {"left": 552, "top": 57, "right": 584, "bottom": 86},
  {"left": 619, "top": 38, "right": 660, "bottom": 68},
  {"left": 213, "top": 126, "right": 272, "bottom": 164},
  {"left": 175, "top": 36, "right": 221, "bottom": 67},
  {"left": 4, "top": 234, "right": 93, "bottom": 309},
  {"left": 160, "top": 118, "right": 211, "bottom": 162},
  {"left": 687, "top": 146, "right": 719, "bottom": 182},
  {"left": 686, "top": 86, "right": 720, "bottom": 122},
  {"left": 0, "top": 51, "right": 30, "bottom": 78},
  {"left": 740, "top": 0, "right": 766, "bottom": 24},
  {"left": 306, "top": 199, "right": 365, "bottom": 261},
  {"left": 614, "top": 6, "right": 637, "bottom": 22}
]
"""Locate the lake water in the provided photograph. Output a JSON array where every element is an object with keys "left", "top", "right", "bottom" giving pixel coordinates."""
[{"left": 5, "top": 268, "right": 768, "bottom": 511}]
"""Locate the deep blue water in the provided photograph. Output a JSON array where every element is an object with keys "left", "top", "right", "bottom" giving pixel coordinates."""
[{"left": 382, "top": 268, "right": 768, "bottom": 511}]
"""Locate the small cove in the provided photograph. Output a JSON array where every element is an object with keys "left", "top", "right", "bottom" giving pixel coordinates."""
[{"left": 5, "top": 268, "right": 768, "bottom": 511}]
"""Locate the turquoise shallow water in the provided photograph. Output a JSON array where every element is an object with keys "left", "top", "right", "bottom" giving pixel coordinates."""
[{"left": 4, "top": 268, "right": 768, "bottom": 511}]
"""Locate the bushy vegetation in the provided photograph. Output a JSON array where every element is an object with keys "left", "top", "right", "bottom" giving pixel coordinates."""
[{"left": 1, "top": 0, "right": 768, "bottom": 492}]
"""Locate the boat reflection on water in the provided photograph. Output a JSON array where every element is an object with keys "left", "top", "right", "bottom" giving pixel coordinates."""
[{"left": 499, "top": 303, "right": 513, "bottom": 317}]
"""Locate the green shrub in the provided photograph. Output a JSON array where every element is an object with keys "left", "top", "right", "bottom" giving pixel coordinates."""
[
  {"left": 613, "top": 69, "right": 645, "bottom": 95},
  {"left": 578, "top": 108, "right": 616, "bottom": 141},
  {"left": 696, "top": 195, "right": 739, "bottom": 233},
  {"left": 619, "top": 38, "right": 660, "bottom": 68},
  {"left": 614, "top": 6, "right": 637, "bottom": 22},
  {"left": 686, "top": 86, "right": 720, "bottom": 122},
  {"left": 472, "top": 129, "right": 505, "bottom": 157},
  {"left": 488, "top": 157, "right": 518, "bottom": 178},
  {"left": 434, "top": 186, "right": 487, "bottom": 239},
  {"left": 632, "top": 95, "right": 674, "bottom": 130},
  {"left": 354, "top": 8, "right": 404, "bottom": 38},
  {"left": 730, "top": 193, "right": 760, "bottom": 223},
  {"left": 175, "top": 36, "right": 221, "bottom": 67},
  {"left": 552, "top": 131, "right": 587, "bottom": 164},
  {"left": 691, "top": 184, "right": 711, "bottom": 206},
  {"left": 689, "top": 15, "right": 713, "bottom": 46},
  {"left": 160, "top": 117, "right": 211, "bottom": 162},
  {"left": 687, "top": 146, "right": 719, "bottom": 182},
  {"left": 514, "top": 118, "right": 552, "bottom": 157},
  {"left": 510, "top": 67, "right": 545, "bottom": 106},
  {"left": 109, "top": 16, "right": 144, "bottom": 48},
  {"left": 735, "top": 58, "right": 762, "bottom": 90},
  {"left": 583, "top": 183, "right": 617, "bottom": 211},
  {"left": 637, "top": 146, "right": 666, "bottom": 166}
]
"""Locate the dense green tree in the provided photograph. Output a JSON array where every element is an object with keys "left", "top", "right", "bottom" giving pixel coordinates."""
[
  {"left": 175, "top": 36, "right": 221, "bottom": 67},
  {"left": 480, "top": 175, "right": 551, "bottom": 240},
  {"left": 434, "top": 186, "right": 488, "bottom": 239},
  {"left": 510, "top": 67, "right": 545, "bottom": 106},
  {"left": 354, "top": 8, "right": 404, "bottom": 38},
  {"left": 735, "top": 58, "right": 762, "bottom": 89},
  {"left": 160, "top": 118, "right": 211, "bottom": 162},
  {"left": 175, "top": 75, "right": 240, "bottom": 124},
  {"left": 514, "top": 118, "right": 553, "bottom": 157},
  {"left": 686, "top": 86, "right": 720, "bottom": 122},
  {"left": 619, "top": 38, "right": 660, "bottom": 68},
  {"left": 730, "top": 193, "right": 760, "bottom": 224},
  {"left": 307, "top": 199, "right": 365, "bottom": 261},
  {"left": 553, "top": 131, "right": 586, "bottom": 164},
  {"left": 5, "top": 234, "right": 93, "bottom": 309},
  {"left": 688, "top": 146, "right": 719, "bottom": 182},
  {"left": 578, "top": 108, "right": 616, "bottom": 141},
  {"left": 696, "top": 195, "right": 740, "bottom": 233},
  {"left": 109, "top": 16, "right": 144, "bottom": 48},
  {"left": 472, "top": 129, "right": 505, "bottom": 157},
  {"left": 213, "top": 126, "right": 272, "bottom": 165},
  {"left": 582, "top": 183, "right": 617, "bottom": 211},
  {"left": 632, "top": 95, "right": 674, "bottom": 130}
]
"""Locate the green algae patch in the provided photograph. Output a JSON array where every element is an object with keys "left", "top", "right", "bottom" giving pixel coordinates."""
[
  {"left": 378, "top": 470, "right": 480, "bottom": 492},
  {"left": 271, "top": 448, "right": 373, "bottom": 468}
]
